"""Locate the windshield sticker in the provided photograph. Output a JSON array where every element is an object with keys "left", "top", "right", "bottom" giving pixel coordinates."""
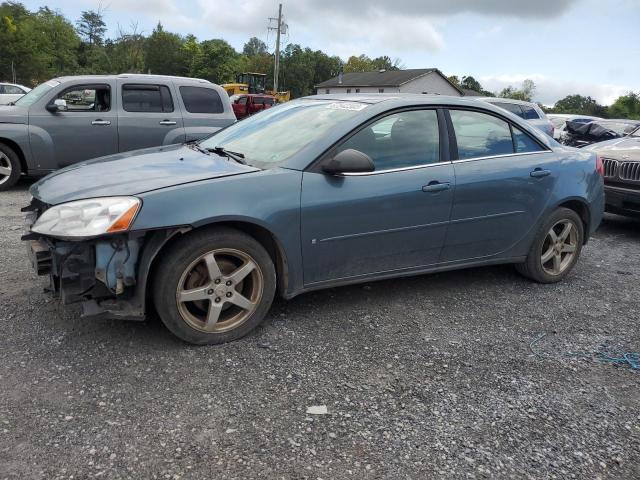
[
  {"left": 45, "top": 80, "right": 61, "bottom": 87},
  {"left": 325, "top": 102, "right": 367, "bottom": 111}
]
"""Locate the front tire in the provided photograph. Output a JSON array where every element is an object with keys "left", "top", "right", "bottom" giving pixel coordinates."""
[
  {"left": 0, "top": 144, "right": 21, "bottom": 191},
  {"left": 516, "top": 207, "right": 584, "bottom": 283},
  {"left": 153, "top": 227, "right": 276, "bottom": 345}
]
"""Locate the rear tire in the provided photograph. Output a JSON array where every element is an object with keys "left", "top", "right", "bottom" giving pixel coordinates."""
[
  {"left": 153, "top": 227, "right": 276, "bottom": 345},
  {"left": 516, "top": 207, "right": 584, "bottom": 283},
  {"left": 0, "top": 144, "right": 21, "bottom": 191}
]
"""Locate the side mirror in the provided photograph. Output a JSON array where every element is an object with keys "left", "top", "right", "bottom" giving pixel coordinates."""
[
  {"left": 322, "top": 149, "right": 375, "bottom": 175},
  {"left": 46, "top": 98, "right": 68, "bottom": 113}
]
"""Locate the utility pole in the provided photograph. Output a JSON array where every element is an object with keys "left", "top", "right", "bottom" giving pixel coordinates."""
[{"left": 268, "top": 4, "right": 286, "bottom": 93}]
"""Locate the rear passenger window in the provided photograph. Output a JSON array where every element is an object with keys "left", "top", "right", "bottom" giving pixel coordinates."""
[
  {"left": 492, "top": 102, "right": 525, "bottom": 118},
  {"left": 521, "top": 105, "right": 540, "bottom": 120},
  {"left": 122, "top": 84, "right": 173, "bottom": 113},
  {"left": 450, "top": 110, "right": 513, "bottom": 159},
  {"left": 4, "top": 85, "right": 24, "bottom": 94},
  {"left": 180, "top": 86, "right": 224, "bottom": 114},
  {"left": 512, "top": 126, "right": 544, "bottom": 153}
]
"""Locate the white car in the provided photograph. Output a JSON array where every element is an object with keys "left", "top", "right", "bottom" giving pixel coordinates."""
[
  {"left": 0, "top": 83, "right": 31, "bottom": 105},
  {"left": 477, "top": 97, "right": 555, "bottom": 138}
]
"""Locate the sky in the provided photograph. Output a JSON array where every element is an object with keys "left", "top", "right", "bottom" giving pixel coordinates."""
[{"left": 25, "top": 0, "right": 640, "bottom": 105}]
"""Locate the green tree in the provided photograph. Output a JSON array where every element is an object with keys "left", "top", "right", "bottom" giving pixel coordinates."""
[
  {"left": 0, "top": 3, "right": 80, "bottom": 85},
  {"left": 144, "top": 22, "right": 187, "bottom": 75},
  {"left": 182, "top": 34, "right": 202, "bottom": 77},
  {"left": 192, "top": 39, "right": 238, "bottom": 83},
  {"left": 608, "top": 92, "right": 640, "bottom": 120},
  {"left": 498, "top": 79, "right": 536, "bottom": 102},
  {"left": 460, "top": 75, "right": 482, "bottom": 92},
  {"left": 343, "top": 54, "right": 373, "bottom": 73},
  {"left": 76, "top": 9, "right": 105, "bottom": 46},
  {"left": 551, "top": 94, "right": 608, "bottom": 117},
  {"left": 448, "top": 75, "right": 461, "bottom": 87},
  {"left": 242, "top": 37, "right": 268, "bottom": 57},
  {"left": 371, "top": 55, "right": 402, "bottom": 71}
]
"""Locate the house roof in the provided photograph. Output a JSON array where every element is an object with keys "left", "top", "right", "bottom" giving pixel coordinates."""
[
  {"left": 462, "top": 88, "right": 483, "bottom": 96},
  {"left": 315, "top": 68, "right": 442, "bottom": 88}
]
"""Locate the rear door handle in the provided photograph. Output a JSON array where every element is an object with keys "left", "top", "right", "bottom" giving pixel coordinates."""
[
  {"left": 422, "top": 181, "right": 451, "bottom": 193},
  {"left": 159, "top": 120, "right": 177, "bottom": 126},
  {"left": 91, "top": 120, "right": 111, "bottom": 126},
  {"left": 530, "top": 168, "right": 551, "bottom": 178}
]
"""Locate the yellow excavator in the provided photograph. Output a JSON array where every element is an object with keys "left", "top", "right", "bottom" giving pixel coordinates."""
[{"left": 222, "top": 73, "right": 290, "bottom": 103}]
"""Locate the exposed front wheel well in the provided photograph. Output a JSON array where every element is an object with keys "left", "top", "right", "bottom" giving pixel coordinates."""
[
  {"left": 145, "top": 221, "right": 289, "bottom": 301},
  {"left": 0, "top": 138, "right": 27, "bottom": 175},
  {"left": 558, "top": 200, "right": 590, "bottom": 244}
]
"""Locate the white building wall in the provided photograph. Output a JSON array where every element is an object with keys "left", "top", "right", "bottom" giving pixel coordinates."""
[
  {"left": 317, "top": 72, "right": 461, "bottom": 96},
  {"left": 398, "top": 73, "right": 461, "bottom": 96}
]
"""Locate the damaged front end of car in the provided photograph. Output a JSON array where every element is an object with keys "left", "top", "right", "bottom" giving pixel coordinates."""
[{"left": 22, "top": 196, "right": 185, "bottom": 321}]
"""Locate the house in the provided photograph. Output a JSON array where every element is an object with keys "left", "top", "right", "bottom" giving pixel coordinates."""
[
  {"left": 315, "top": 68, "right": 463, "bottom": 96},
  {"left": 462, "top": 88, "right": 483, "bottom": 97}
]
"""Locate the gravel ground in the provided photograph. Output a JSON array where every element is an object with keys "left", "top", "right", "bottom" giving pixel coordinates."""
[{"left": 1, "top": 180, "right": 639, "bottom": 480}]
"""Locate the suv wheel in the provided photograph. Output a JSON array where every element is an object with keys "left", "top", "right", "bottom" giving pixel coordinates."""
[
  {"left": 516, "top": 207, "right": 584, "bottom": 283},
  {"left": 0, "top": 144, "right": 21, "bottom": 191},
  {"left": 153, "top": 227, "right": 276, "bottom": 345}
]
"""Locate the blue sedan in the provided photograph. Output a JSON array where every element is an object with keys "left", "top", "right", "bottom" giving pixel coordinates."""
[{"left": 24, "top": 95, "right": 605, "bottom": 344}]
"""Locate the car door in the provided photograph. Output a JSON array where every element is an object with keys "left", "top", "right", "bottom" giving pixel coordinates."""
[
  {"left": 234, "top": 96, "right": 248, "bottom": 118},
  {"left": 28, "top": 82, "right": 118, "bottom": 167},
  {"left": 440, "top": 108, "right": 556, "bottom": 263},
  {"left": 117, "top": 81, "right": 185, "bottom": 152},
  {"left": 301, "top": 108, "right": 455, "bottom": 285}
]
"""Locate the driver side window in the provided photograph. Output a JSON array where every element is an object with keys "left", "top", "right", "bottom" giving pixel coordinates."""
[
  {"left": 336, "top": 109, "right": 440, "bottom": 171},
  {"left": 55, "top": 85, "right": 111, "bottom": 112}
]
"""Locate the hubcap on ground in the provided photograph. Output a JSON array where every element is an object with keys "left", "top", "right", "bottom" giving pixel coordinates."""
[
  {"left": 176, "top": 248, "right": 263, "bottom": 333},
  {"left": 0, "top": 152, "right": 12, "bottom": 185},
  {"left": 541, "top": 219, "right": 578, "bottom": 276}
]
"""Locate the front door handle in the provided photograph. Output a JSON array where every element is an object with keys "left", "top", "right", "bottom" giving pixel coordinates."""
[
  {"left": 91, "top": 120, "right": 111, "bottom": 126},
  {"left": 530, "top": 168, "right": 551, "bottom": 178},
  {"left": 422, "top": 181, "right": 451, "bottom": 193},
  {"left": 159, "top": 120, "right": 177, "bottom": 126}
]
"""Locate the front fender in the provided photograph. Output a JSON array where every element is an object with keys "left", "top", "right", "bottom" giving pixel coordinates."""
[
  {"left": 132, "top": 168, "right": 304, "bottom": 296},
  {"left": 0, "top": 124, "right": 33, "bottom": 170}
]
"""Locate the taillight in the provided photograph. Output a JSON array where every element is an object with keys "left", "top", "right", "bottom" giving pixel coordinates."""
[{"left": 595, "top": 155, "right": 604, "bottom": 176}]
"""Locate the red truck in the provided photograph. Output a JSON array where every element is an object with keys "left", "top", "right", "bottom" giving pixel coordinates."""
[{"left": 231, "top": 94, "right": 276, "bottom": 120}]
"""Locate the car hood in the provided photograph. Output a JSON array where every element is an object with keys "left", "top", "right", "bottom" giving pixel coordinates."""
[
  {"left": 31, "top": 144, "right": 260, "bottom": 205},
  {"left": 584, "top": 136, "right": 640, "bottom": 161},
  {"left": 0, "top": 104, "right": 28, "bottom": 124}
]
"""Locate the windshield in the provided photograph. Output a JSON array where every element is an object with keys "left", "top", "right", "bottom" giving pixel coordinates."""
[
  {"left": 14, "top": 80, "right": 59, "bottom": 107},
  {"left": 200, "top": 100, "right": 367, "bottom": 169}
]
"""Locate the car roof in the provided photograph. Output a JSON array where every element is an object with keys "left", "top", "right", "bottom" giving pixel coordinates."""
[
  {"left": 547, "top": 113, "right": 601, "bottom": 119},
  {"left": 476, "top": 96, "right": 539, "bottom": 107},
  {"left": 51, "top": 74, "right": 213, "bottom": 85},
  {"left": 305, "top": 93, "right": 499, "bottom": 107},
  {"left": 0, "top": 82, "right": 29, "bottom": 88}
]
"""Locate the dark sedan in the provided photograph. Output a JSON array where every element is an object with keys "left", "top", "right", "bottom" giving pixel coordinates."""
[
  {"left": 23, "top": 95, "right": 605, "bottom": 344},
  {"left": 585, "top": 126, "right": 640, "bottom": 216}
]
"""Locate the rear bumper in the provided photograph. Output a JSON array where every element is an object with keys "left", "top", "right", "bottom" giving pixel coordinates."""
[{"left": 604, "top": 184, "right": 640, "bottom": 217}]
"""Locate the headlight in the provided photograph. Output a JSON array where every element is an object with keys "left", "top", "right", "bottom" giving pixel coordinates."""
[{"left": 32, "top": 196, "right": 141, "bottom": 238}]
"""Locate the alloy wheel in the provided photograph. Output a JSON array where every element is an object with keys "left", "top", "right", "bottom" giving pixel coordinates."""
[
  {"left": 540, "top": 219, "right": 578, "bottom": 276},
  {"left": 176, "top": 248, "right": 264, "bottom": 333},
  {"left": 0, "top": 152, "right": 12, "bottom": 185}
]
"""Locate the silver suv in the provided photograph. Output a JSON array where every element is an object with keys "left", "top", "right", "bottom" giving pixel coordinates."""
[
  {"left": 0, "top": 74, "right": 236, "bottom": 190},
  {"left": 477, "top": 97, "right": 554, "bottom": 138}
]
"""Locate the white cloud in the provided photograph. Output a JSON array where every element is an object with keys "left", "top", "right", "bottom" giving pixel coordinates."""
[{"left": 478, "top": 74, "right": 636, "bottom": 106}]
